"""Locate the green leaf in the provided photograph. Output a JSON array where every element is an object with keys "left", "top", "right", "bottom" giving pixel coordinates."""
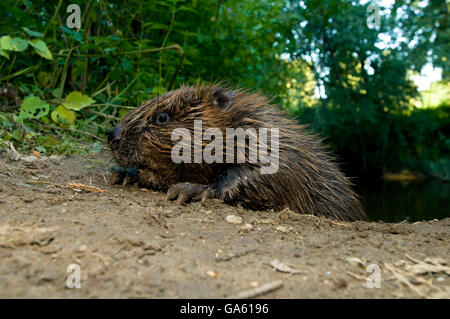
[
  {"left": 11, "top": 129, "right": 22, "bottom": 141},
  {"left": 0, "top": 49, "right": 9, "bottom": 59},
  {"left": 0, "top": 36, "right": 13, "bottom": 50},
  {"left": 62, "top": 91, "right": 95, "bottom": 111},
  {"left": 36, "top": 145, "right": 46, "bottom": 154},
  {"left": 18, "top": 96, "right": 50, "bottom": 120},
  {"left": 22, "top": 27, "right": 43, "bottom": 38},
  {"left": 61, "top": 26, "right": 83, "bottom": 42},
  {"left": 10, "top": 37, "right": 29, "bottom": 52},
  {"left": 28, "top": 39, "right": 53, "bottom": 60},
  {"left": 51, "top": 105, "right": 76, "bottom": 126}
]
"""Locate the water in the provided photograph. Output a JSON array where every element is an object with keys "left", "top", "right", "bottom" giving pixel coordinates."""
[{"left": 357, "top": 179, "right": 450, "bottom": 223}]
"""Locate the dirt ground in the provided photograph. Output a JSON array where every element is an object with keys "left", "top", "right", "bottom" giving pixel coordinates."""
[{"left": 0, "top": 151, "right": 448, "bottom": 299}]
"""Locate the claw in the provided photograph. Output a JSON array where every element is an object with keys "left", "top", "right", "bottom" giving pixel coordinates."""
[
  {"left": 165, "top": 183, "right": 212, "bottom": 204},
  {"left": 176, "top": 192, "right": 188, "bottom": 205},
  {"left": 110, "top": 171, "right": 124, "bottom": 185},
  {"left": 109, "top": 167, "right": 138, "bottom": 186},
  {"left": 122, "top": 176, "right": 131, "bottom": 186},
  {"left": 165, "top": 186, "right": 181, "bottom": 201}
]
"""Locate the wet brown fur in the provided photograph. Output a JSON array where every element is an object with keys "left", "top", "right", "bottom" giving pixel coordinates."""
[{"left": 111, "top": 84, "right": 367, "bottom": 221}]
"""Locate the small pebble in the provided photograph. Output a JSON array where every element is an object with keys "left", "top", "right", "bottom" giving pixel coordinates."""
[
  {"left": 207, "top": 270, "right": 217, "bottom": 278},
  {"left": 276, "top": 225, "right": 289, "bottom": 233},
  {"left": 240, "top": 223, "right": 252, "bottom": 232},
  {"left": 226, "top": 215, "right": 242, "bottom": 224}
]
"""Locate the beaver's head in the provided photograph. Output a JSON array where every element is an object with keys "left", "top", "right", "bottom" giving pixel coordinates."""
[{"left": 107, "top": 85, "right": 238, "bottom": 173}]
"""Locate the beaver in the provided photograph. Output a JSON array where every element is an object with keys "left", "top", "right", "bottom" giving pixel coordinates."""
[{"left": 108, "top": 84, "right": 367, "bottom": 221}]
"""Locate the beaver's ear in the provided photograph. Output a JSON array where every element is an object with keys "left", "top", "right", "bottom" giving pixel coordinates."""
[{"left": 210, "top": 88, "right": 233, "bottom": 111}]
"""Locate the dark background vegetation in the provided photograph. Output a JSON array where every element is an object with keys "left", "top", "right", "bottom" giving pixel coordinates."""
[{"left": 0, "top": 0, "right": 448, "bottom": 182}]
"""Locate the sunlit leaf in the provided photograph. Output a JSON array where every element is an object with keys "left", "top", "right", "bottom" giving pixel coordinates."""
[
  {"left": 10, "top": 37, "right": 28, "bottom": 51},
  {"left": 62, "top": 91, "right": 95, "bottom": 111},
  {"left": 51, "top": 105, "right": 76, "bottom": 126},
  {"left": 0, "top": 35, "right": 13, "bottom": 50},
  {"left": 22, "top": 27, "right": 43, "bottom": 37},
  {"left": 28, "top": 39, "right": 53, "bottom": 60},
  {"left": 18, "top": 96, "right": 50, "bottom": 120}
]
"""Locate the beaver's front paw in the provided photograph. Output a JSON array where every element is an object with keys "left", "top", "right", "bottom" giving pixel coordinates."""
[
  {"left": 109, "top": 167, "right": 138, "bottom": 186},
  {"left": 165, "top": 182, "right": 213, "bottom": 204}
]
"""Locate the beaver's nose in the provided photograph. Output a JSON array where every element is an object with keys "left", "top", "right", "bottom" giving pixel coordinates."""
[{"left": 108, "top": 124, "right": 121, "bottom": 150}]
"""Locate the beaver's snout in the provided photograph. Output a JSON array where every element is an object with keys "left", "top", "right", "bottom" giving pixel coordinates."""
[{"left": 108, "top": 124, "right": 121, "bottom": 151}]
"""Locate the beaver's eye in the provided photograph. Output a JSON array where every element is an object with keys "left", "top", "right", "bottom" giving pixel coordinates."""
[{"left": 156, "top": 113, "right": 170, "bottom": 125}]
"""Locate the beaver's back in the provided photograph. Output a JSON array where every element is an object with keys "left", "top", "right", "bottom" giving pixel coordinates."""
[{"left": 216, "top": 97, "right": 366, "bottom": 221}]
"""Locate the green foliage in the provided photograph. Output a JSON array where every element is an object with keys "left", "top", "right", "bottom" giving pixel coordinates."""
[
  {"left": 296, "top": 103, "right": 450, "bottom": 180},
  {"left": 0, "top": 0, "right": 448, "bottom": 180},
  {"left": 0, "top": 31, "right": 52, "bottom": 60}
]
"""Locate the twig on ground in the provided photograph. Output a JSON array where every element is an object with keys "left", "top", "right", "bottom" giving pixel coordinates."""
[
  {"left": 216, "top": 248, "right": 257, "bottom": 262},
  {"left": 229, "top": 280, "right": 283, "bottom": 299},
  {"left": 26, "top": 180, "right": 107, "bottom": 193},
  {"left": 67, "top": 182, "right": 107, "bottom": 193}
]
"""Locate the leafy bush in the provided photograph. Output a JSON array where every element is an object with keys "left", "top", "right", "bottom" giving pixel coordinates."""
[
  {"left": 0, "top": 0, "right": 448, "bottom": 181},
  {"left": 0, "top": 0, "right": 292, "bottom": 155}
]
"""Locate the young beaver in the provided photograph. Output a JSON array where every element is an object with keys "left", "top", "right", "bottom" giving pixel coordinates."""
[{"left": 108, "top": 84, "right": 367, "bottom": 221}]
